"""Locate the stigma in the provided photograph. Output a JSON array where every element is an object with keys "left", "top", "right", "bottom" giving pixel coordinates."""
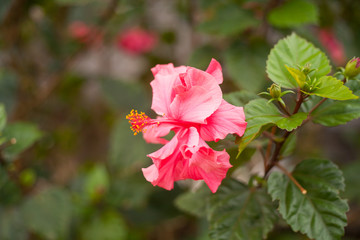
[{"left": 126, "top": 109, "right": 151, "bottom": 135}]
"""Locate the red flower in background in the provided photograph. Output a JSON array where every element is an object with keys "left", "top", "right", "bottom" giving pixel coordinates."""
[
  {"left": 317, "top": 28, "right": 346, "bottom": 66},
  {"left": 117, "top": 28, "right": 157, "bottom": 55},
  {"left": 68, "top": 21, "right": 102, "bottom": 46}
]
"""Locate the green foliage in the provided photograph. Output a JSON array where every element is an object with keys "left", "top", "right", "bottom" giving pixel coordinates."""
[
  {"left": 208, "top": 179, "right": 278, "bottom": 240},
  {"left": 268, "top": 0, "right": 318, "bottom": 28},
  {"left": 303, "top": 76, "right": 358, "bottom": 100},
  {"left": 84, "top": 164, "right": 110, "bottom": 202},
  {"left": 239, "top": 99, "right": 306, "bottom": 153},
  {"left": 80, "top": 211, "right": 128, "bottom": 240},
  {"left": 2, "top": 122, "right": 42, "bottom": 160},
  {"left": 198, "top": 5, "right": 259, "bottom": 36},
  {"left": 22, "top": 187, "right": 72, "bottom": 239},
  {"left": 225, "top": 43, "right": 268, "bottom": 92},
  {"left": 175, "top": 186, "right": 211, "bottom": 217},
  {"left": 268, "top": 159, "right": 348, "bottom": 240},
  {"left": 342, "top": 160, "right": 360, "bottom": 203},
  {"left": 266, "top": 33, "right": 331, "bottom": 89},
  {"left": 0, "top": 208, "right": 27, "bottom": 240},
  {"left": 276, "top": 112, "right": 308, "bottom": 131},
  {"left": 108, "top": 118, "right": 156, "bottom": 171},
  {"left": 223, "top": 91, "right": 259, "bottom": 107},
  {"left": 311, "top": 98, "right": 360, "bottom": 126},
  {"left": 0, "top": 104, "right": 6, "bottom": 132}
]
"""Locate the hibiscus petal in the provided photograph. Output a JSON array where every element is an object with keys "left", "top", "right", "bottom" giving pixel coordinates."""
[
  {"left": 205, "top": 58, "right": 223, "bottom": 84},
  {"left": 143, "top": 121, "right": 174, "bottom": 144},
  {"left": 169, "top": 69, "right": 222, "bottom": 123},
  {"left": 150, "top": 64, "right": 187, "bottom": 116},
  {"left": 200, "top": 100, "right": 247, "bottom": 142}
]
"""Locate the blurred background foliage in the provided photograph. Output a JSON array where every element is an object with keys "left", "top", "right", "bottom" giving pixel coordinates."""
[{"left": 0, "top": 0, "right": 360, "bottom": 239}]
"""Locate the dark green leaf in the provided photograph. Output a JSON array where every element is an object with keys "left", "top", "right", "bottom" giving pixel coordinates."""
[
  {"left": 268, "top": 159, "right": 348, "bottom": 240},
  {"left": 268, "top": 0, "right": 318, "bottom": 28},
  {"left": 108, "top": 118, "right": 157, "bottom": 171},
  {"left": 80, "top": 211, "right": 128, "bottom": 240},
  {"left": 266, "top": 33, "right": 331, "bottom": 89},
  {"left": 311, "top": 98, "right": 360, "bottom": 126},
  {"left": 208, "top": 179, "right": 278, "bottom": 240},
  {"left": 223, "top": 91, "right": 259, "bottom": 107},
  {"left": 84, "top": 164, "right": 110, "bottom": 201},
  {"left": 175, "top": 186, "right": 211, "bottom": 217},
  {"left": 279, "top": 132, "right": 297, "bottom": 157},
  {"left": 0, "top": 104, "right": 6, "bottom": 132},
  {"left": 342, "top": 160, "right": 360, "bottom": 202},
  {"left": 303, "top": 76, "right": 358, "bottom": 100},
  {"left": 188, "top": 45, "right": 219, "bottom": 70},
  {"left": 2, "top": 122, "right": 42, "bottom": 160},
  {"left": 0, "top": 208, "right": 27, "bottom": 240},
  {"left": 225, "top": 43, "right": 268, "bottom": 92},
  {"left": 22, "top": 187, "right": 72, "bottom": 239},
  {"left": 197, "top": 5, "right": 259, "bottom": 36}
]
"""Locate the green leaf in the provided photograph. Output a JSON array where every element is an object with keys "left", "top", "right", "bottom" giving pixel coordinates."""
[
  {"left": 175, "top": 186, "right": 211, "bottom": 217},
  {"left": 84, "top": 164, "right": 110, "bottom": 201},
  {"left": 239, "top": 99, "right": 306, "bottom": 153},
  {"left": 268, "top": 159, "right": 348, "bottom": 240},
  {"left": 0, "top": 104, "right": 6, "bottom": 132},
  {"left": 225, "top": 43, "right": 268, "bottom": 92},
  {"left": 80, "top": 211, "right": 128, "bottom": 240},
  {"left": 266, "top": 33, "right": 331, "bottom": 89},
  {"left": 0, "top": 208, "right": 27, "bottom": 240},
  {"left": 276, "top": 112, "right": 308, "bottom": 131},
  {"left": 208, "top": 179, "right": 278, "bottom": 240},
  {"left": 188, "top": 45, "right": 219, "bottom": 70},
  {"left": 238, "top": 99, "right": 283, "bottom": 154},
  {"left": 2, "top": 122, "right": 42, "bottom": 160},
  {"left": 342, "top": 160, "right": 360, "bottom": 202},
  {"left": 22, "top": 187, "right": 72, "bottom": 239},
  {"left": 101, "top": 78, "right": 150, "bottom": 112},
  {"left": 285, "top": 66, "right": 306, "bottom": 87},
  {"left": 268, "top": 0, "right": 318, "bottom": 28},
  {"left": 108, "top": 118, "right": 157, "bottom": 172},
  {"left": 279, "top": 132, "right": 297, "bottom": 157},
  {"left": 223, "top": 91, "right": 259, "bottom": 107},
  {"left": 303, "top": 76, "right": 358, "bottom": 100},
  {"left": 311, "top": 98, "right": 360, "bottom": 126},
  {"left": 197, "top": 5, "right": 259, "bottom": 36}
]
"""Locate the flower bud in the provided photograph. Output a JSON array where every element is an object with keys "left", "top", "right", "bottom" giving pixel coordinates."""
[
  {"left": 344, "top": 57, "right": 360, "bottom": 78},
  {"left": 268, "top": 84, "right": 282, "bottom": 99}
]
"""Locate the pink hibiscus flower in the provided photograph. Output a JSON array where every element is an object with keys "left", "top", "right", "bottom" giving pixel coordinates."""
[{"left": 126, "top": 59, "right": 247, "bottom": 193}]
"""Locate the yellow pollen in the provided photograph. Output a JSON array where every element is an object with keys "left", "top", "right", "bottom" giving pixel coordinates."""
[{"left": 126, "top": 109, "right": 151, "bottom": 135}]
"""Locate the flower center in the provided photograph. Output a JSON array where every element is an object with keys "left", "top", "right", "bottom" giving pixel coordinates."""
[{"left": 126, "top": 109, "right": 152, "bottom": 135}]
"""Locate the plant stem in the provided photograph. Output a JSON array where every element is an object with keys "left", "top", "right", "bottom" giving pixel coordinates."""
[
  {"left": 308, "top": 98, "right": 327, "bottom": 115},
  {"left": 278, "top": 102, "right": 291, "bottom": 116},
  {"left": 275, "top": 162, "right": 307, "bottom": 194}
]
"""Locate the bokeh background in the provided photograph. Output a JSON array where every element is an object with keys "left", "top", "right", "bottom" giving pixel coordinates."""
[{"left": 1, "top": 0, "right": 360, "bottom": 239}]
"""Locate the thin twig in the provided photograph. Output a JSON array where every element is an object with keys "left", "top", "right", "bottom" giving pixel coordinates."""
[
  {"left": 277, "top": 102, "right": 291, "bottom": 116},
  {"left": 275, "top": 162, "right": 307, "bottom": 194}
]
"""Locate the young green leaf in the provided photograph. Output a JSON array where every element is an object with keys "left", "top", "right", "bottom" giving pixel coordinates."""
[
  {"left": 266, "top": 33, "right": 331, "bottom": 89},
  {"left": 208, "top": 179, "right": 278, "bottom": 240},
  {"left": 268, "top": 0, "right": 318, "bottom": 28},
  {"left": 268, "top": 159, "right": 348, "bottom": 240},
  {"left": 285, "top": 66, "right": 306, "bottom": 88},
  {"left": 302, "top": 76, "right": 358, "bottom": 100}
]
